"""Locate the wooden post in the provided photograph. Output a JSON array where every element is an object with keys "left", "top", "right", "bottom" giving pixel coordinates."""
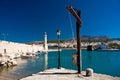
[
  {"left": 66, "top": 6, "right": 82, "bottom": 74},
  {"left": 76, "top": 10, "right": 82, "bottom": 74}
]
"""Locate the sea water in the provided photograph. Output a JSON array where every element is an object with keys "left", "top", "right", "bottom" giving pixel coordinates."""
[
  {"left": 48, "top": 49, "right": 120, "bottom": 77},
  {"left": 0, "top": 49, "right": 120, "bottom": 80}
]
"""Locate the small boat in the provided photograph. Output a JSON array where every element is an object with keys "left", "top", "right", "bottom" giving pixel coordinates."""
[
  {"left": 96, "top": 49, "right": 120, "bottom": 51},
  {"left": 21, "top": 52, "right": 38, "bottom": 59},
  {"left": 35, "top": 51, "right": 43, "bottom": 56}
]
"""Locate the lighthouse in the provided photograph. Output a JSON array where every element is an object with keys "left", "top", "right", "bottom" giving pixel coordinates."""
[{"left": 43, "top": 32, "right": 48, "bottom": 51}]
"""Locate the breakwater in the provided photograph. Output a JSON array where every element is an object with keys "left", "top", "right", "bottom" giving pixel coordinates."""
[{"left": 0, "top": 40, "right": 44, "bottom": 68}]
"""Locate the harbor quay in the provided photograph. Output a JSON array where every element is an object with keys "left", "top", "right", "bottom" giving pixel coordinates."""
[
  {"left": 20, "top": 68, "right": 120, "bottom": 80},
  {"left": 0, "top": 40, "right": 44, "bottom": 67},
  {"left": 0, "top": 32, "right": 48, "bottom": 67}
]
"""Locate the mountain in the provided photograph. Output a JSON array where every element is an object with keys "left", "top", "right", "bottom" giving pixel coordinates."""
[
  {"left": 27, "top": 36, "right": 120, "bottom": 44},
  {"left": 81, "top": 35, "right": 110, "bottom": 42}
]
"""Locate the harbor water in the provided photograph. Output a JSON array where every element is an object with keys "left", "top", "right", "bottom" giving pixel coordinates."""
[{"left": 0, "top": 49, "right": 120, "bottom": 80}]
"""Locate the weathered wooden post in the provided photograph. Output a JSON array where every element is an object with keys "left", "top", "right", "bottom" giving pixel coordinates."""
[
  {"left": 76, "top": 11, "right": 82, "bottom": 73},
  {"left": 67, "top": 6, "right": 82, "bottom": 74}
]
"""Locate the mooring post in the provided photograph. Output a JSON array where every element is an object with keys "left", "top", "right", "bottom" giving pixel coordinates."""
[{"left": 76, "top": 10, "right": 82, "bottom": 74}]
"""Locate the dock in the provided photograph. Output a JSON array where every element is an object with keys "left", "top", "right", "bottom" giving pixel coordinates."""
[{"left": 20, "top": 68, "right": 120, "bottom": 80}]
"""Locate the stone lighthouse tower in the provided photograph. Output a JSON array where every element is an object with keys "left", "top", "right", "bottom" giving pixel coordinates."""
[{"left": 44, "top": 32, "right": 48, "bottom": 50}]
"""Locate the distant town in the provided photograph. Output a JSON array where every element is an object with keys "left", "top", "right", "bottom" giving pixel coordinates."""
[{"left": 28, "top": 36, "right": 120, "bottom": 50}]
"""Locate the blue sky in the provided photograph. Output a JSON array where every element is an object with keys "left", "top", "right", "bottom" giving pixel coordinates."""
[{"left": 0, "top": 0, "right": 120, "bottom": 42}]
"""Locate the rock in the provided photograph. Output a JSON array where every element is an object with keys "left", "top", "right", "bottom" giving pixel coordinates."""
[
  {"left": 1, "top": 61, "right": 5, "bottom": 65},
  {"left": 0, "top": 57, "right": 17, "bottom": 67},
  {"left": 3, "top": 63, "right": 7, "bottom": 67},
  {"left": 12, "top": 60, "right": 17, "bottom": 66},
  {"left": 7, "top": 62, "right": 12, "bottom": 67},
  {"left": 0, "top": 61, "right": 4, "bottom": 66},
  {"left": 86, "top": 68, "right": 94, "bottom": 77},
  {"left": 8, "top": 59, "right": 17, "bottom": 66}
]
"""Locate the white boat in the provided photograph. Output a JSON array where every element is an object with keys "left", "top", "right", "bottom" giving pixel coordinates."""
[{"left": 21, "top": 52, "right": 38, "bottom": 59}]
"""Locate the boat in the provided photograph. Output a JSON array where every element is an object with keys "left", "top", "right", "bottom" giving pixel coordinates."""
[
  {"left": 21, "top": 52, "right": 38, "bottom": 59},
  {"left": 96, "top": 49, "right": 120, "bottom": 51}
]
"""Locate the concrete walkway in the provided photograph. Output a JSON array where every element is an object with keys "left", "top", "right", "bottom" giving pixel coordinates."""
[{"left": 20, "top": 68, "right": 120, "bottom": 80}]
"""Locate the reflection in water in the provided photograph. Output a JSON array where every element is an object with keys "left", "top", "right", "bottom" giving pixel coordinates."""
[
  {"left": 86, "top": 51, "right": 93, "bottom": 67},
  {"left": 82, "top": 50, "right": 120, "bottom": 77},
  {"left": 43, "top": 52, "right": 48, "bottom": 70}
]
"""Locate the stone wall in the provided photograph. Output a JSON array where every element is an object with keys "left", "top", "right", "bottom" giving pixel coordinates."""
[{"left": 0, "top": 40, "right": 44, "bottom": 58}]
